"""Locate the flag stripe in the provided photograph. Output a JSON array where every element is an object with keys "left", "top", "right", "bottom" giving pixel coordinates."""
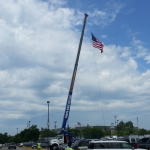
[
  {"left": 91, "top": 33, "right": 104, "bottom": 53},
  {"left": 78, "top": 122, "right": 81, "bottom": 126}
]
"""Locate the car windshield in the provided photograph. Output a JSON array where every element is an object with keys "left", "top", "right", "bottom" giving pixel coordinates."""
[
  {"left": 80, "top": 140, "right": 91, "bottom": 146},
  {"left": 122, "top": 143, "right": 132, "bottom": 148},
  {"left": 138, "top": 138, "right": 149, "bottom": 143},
  {"left": 71, "top": 140, "right": 81, "bottom": 147},
  {"left": 10, "top": 142, "right": 15, "bottom": 145},
  {"left": 33, "top": 143, "right": 37, "bottom": 145}
]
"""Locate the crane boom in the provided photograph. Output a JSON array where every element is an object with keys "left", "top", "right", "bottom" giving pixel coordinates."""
[{"left": 61, "top": 14, "right": 88, "bottom": 133}]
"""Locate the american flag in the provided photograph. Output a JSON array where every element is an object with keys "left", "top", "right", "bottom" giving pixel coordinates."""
[
  {"left": 78, "top": 122, "right": 81, "bottom": 126},
  {"left": 91, "top": 33, "right": 104, "bottom": 53}
]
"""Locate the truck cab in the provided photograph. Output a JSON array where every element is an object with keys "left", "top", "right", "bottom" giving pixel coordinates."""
[{"left": 49, "top": 134, "right": 69, "bottom": 150}]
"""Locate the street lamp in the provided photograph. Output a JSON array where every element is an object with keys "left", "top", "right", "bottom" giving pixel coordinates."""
[
  {"left": 47, "top": 101, "right": 50, "bottom": 130},
  {"left": 54, "top": 121, "right": 57, "bottom": 131},
  {"left": 117, "top": 120, "right": 119, "bottom": 134},
  {"left": 29, "top": 121, "right": 30, "bottom": 128},
  {"left": 117, "top": 120, "right": 119, "bottom": 125},
  {"left": 17, "top": 128, "right": 18, "bottom": 134},
  {"left": 114, "top": 115, "right": 117, "bottom": 127},
  {"left": 137, "top": 117, "right": 138, "bottom": 128}
]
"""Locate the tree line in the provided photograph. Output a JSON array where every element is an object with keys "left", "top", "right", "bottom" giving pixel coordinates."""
[{"left": 0, "top": 121, "right": 150, "bottom": 144}]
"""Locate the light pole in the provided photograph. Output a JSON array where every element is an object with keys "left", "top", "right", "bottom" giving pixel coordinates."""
[
  {"left": 114, "top": 115, "right": 117, "bottom": 127},
  {"left": 29, "top": 121, "right": 30, "bottom": 128},
  {"left": 54, "top": 121, "right": 57, "bottom": 131},
  {"left": 117, "top": 120, "right": 119, "bottom": 134},
  {"left": 17, "top": 128, "right": 18, "bottom": 134},
  {"left": 47, "top": 101, "right": 50, "bottom": 130},
  {"left": 137, "top": 117, "right": 138, "bottom": 128},
  {"left": 47, "top": 101, "right": 50, "bottom": 143}
]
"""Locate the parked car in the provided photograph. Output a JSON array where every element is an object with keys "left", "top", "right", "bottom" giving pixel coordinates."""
[
  {"left": 87, "top": 140, "right": 147, "bottom": 150},
  {"left": 41, "top": 143, "right": 49, "bottom": 148},
  {"left": 71, "top": 139, "right": 97, "bottom": 150},
  {"left": 8, "top": 142, "right": 16, "bottom": 149},
  {"left": 0, "top": 144, "right": 2, "bottom": 149},
  {"left": 55, "top": 144, "right": 68, "bottom": 150},
  {"left": 23, "top": 142, "right": 33, "bottom": 147},
  {"left": 131, "top": 137, "right": 150, "bottom": 149},
  {"left": 31, "top": 142, "right": 49, "bottom": 149},
  {"left": 99, "top": 137, "right": 108, "bottom": 141},
  {"left": 31, "top": 142, "right": 37, "bottom": 149},
  {"left": 55, "top": 139, "right": 93, "bottom": 150},
  {"left": 19, "top": 143, "right": 23, "bottom": 147}
]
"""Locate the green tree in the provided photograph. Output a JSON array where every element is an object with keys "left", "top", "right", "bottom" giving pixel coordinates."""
[
  {"left": 147, "top": 130, "right": 150, "bottom": 134},
  {"left": 82, "top": 126, "right": 104, "bottom": 139},
  {"left": 14, "top": 134, "right": 22, "bottom": 143},
  {"left": 40, "top": 127, "right": 57, "bottom": 141},
  {"left": 116, "top": 121, "right": 125, "bottom": 136},
  {"left": 136, "top": 129, "right": 148, "bottom": 135},
  {"left": 0, "top": 132, "right": 10, "bottom": 144},
  {"left": 69, "top": 128, "right": 80, "bottom": 136},
  {"left": 124, "top": 121, "right": 134, "bottom": 135},
  {"left": 19, "top": 125, "right": 40, "bottom": 142},
  {"left": 116, "top": 121, "right": 134, "bottom": 136},
  {"left": 28, "top": 125, "right": 40, "bottom": 141},
  {"left": 8, "top": 136, "right": 16, "bottom": 143}
]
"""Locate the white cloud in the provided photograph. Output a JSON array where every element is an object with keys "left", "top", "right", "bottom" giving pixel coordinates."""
[
  {"left": 101, "top": 35, "right": 107, "bottom": 38},
  {"left": 131, "top": 37, "right": 148, "bottom": 59},
  {"left": 0, "top": 0, "right": 150, "bottom": 135},
  {"left": 88, "top": 3, "right": 124, "bottom": 26},
  {"left": 127, "top": 57, "right": 137, "bottom": 70},
  {"left": 144, "top": 55, "right": 150, "bottom": 64}
]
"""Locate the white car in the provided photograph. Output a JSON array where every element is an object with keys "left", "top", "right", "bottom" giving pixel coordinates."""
[
  {"left": 87, "top": 140, "right": 146, "bottom": 150},
  {"left": 0, "top": 144, "right": 2, "bottom": 149},
  {"left": 19, "top": 143, "right": 24, "bottom": 147}
]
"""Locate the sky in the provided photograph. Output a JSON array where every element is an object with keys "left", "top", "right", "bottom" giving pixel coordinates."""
[{"left": 0, "top": 0, "right": 150, "bottom": 136}]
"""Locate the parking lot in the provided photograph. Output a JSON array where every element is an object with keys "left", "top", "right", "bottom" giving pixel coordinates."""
[{"left": 1, "top": 146, "right": 48, "bottom": 150}]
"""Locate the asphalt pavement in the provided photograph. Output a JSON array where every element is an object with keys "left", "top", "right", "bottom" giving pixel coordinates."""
[{"left": 1, "top": 146, "right": 49, "bottom": 150}]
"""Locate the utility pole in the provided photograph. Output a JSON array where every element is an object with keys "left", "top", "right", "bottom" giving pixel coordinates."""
[
  {"left": 47, "top": 101, "right": 50, "bottom": 130},
  {"left": 117, "top": 120, "right": 119, "bottom": 135},
  {"left": 114, "top": 115, "right": 117, "bottom": 127},
  {"left": 47, "top": 101, "right": 50, "bottom": 145},
  {"left": 54, "top": 121, "right": 57, "bottom": 131},
  {"left": 137, "top": 117, "right": 138, "bottom": 128},
  {"left": 29, "top": 121, "right": 30, "bottom": 128}
]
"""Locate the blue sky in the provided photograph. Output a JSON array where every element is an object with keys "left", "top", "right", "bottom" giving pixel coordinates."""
[{"left": 0, "top": 0, "right": 150, "bottom": 136}]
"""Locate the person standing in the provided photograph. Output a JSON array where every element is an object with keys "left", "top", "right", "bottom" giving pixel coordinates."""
[
  {"left": 37, "top": 141, "right": 41, "bottom": 150},
  {"left": 65, "top": 141, "right": 72, "bottom": 150}
]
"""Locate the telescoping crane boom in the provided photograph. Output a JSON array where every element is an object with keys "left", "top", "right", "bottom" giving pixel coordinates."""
[
  {"left": 48, "top": 14, "right": 88, "bottom": 150},
  {"left": 60, "top": 14, "right": 88, "bottom": 136}
]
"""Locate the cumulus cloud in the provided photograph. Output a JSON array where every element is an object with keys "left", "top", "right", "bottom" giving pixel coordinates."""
[
  {"left": 88, "top": 3, "right": 124, "bottom": 26},
  {"left": 144, "top": 55, "right": 150, "bottom": 64},
  {"left": 0, "top": 0, "right": 150, "bottom": 135}
]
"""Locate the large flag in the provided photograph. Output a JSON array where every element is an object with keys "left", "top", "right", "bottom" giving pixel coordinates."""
[
  {"left": 91, "top": 33, "right": 104, "bottom": 53},
  {"left": 78, "top": 122, "right": 81, "bottom": 126}
]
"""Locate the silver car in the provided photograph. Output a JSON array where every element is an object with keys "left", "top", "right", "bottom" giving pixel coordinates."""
[{"left": 87, "top": 140, "right": 147, "bottom": 150}]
